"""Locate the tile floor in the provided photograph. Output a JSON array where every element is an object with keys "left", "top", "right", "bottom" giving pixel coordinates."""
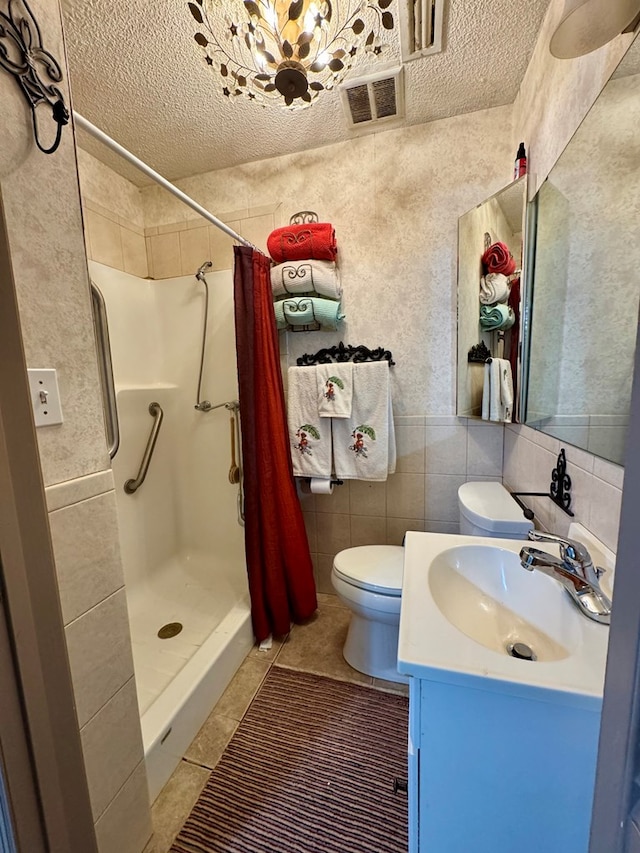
[{"left": 142, "top": 593, "right": 408, "bottom": 853}]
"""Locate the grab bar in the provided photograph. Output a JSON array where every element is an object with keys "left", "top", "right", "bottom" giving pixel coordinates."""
[
  {"left": 90, "top": 282, "right": 120, "bottom": 458},
  {"left": 195, "top": 398, "right": 239, "bottom": 413},
  {"left": 124, "top": 402, "right": 163, "bottom": 494}
]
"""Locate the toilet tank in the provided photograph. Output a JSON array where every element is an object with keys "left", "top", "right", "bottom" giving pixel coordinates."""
[{"left": 458, "top": 481, "right": 534, "bottom": 540}]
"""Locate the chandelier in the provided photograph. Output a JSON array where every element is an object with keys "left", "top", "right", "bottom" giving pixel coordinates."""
[{"left": 188, "top": 0, "right": 396, "bottom": 108}]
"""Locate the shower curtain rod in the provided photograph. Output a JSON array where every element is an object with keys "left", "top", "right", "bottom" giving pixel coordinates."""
[{"left": 73, "top": 112, "right": 255, "bottom": 249}]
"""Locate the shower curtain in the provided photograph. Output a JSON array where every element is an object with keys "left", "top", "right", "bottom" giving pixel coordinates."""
[{"left": 233, "top": 246, "right": 317, "bottom": 641}]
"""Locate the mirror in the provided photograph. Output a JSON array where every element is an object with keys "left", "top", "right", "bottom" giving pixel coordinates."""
[
  {"left": 457, "top": 176, "right": 527, "bottom": 420},
  {"left": 523, "top": 39, "right": 640, "bottom": 466}
]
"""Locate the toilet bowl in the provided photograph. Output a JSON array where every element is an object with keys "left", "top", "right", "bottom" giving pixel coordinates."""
[
  {"left": 333, "top": 483, "right": 532, "bottom": 684},
  {"left": 331, "top": 545, "right": 407, "bottom": 684}
]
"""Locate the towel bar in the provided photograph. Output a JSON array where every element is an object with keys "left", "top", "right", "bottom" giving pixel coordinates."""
[{"left": 297, "top": 342, "right": 395, "bottom": 367}]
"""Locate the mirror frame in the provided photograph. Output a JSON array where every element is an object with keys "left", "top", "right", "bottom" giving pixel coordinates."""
[{"left": 456, "top": 175, "right": 529, "bottom": 423}]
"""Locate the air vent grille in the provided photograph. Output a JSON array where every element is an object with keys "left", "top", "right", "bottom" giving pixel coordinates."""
[
  {"left": 346, "top": 84, "right": 373, "bottom": 124},
  {"left": 371, "top": 78, "right": 397, "bottom": 119},
  {"left": 339, "top": 66, "right": 404, "bottom": 129},
  {"left": 400, "top": 0, "right": 445, "bottom": 61}
]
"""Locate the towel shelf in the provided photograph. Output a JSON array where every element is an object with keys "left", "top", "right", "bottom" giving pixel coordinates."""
[{"left": 296, "top": 342, "right": 395, "bottom": 367}]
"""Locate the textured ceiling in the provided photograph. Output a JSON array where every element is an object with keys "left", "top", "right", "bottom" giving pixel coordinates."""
[{"left": 61, "top": 0, "right": 550, "bottom": 185}]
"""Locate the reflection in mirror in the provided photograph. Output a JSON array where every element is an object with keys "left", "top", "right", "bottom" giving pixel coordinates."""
[
  {"left": 457, "top": 176, "right": 527, "bottom": 420},
  {"left": 524, "top": 39, "right": 640, "bottom": 466}
]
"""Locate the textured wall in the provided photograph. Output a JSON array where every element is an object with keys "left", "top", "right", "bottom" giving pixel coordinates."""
[
  {"left": 142, "top": 104, "right": 515, "bottom": 416},
  {"left": 0, "top": 0, "right": 150, "bottom": 849},
  {"left": 507, "top": 0, "right": 635, "bottom": 549},
  {"left": 138, "top": 104, "right": 516, "bottom": 586},
  {"left": 513, "top": 0, "right": 635, "bottom": 198}
]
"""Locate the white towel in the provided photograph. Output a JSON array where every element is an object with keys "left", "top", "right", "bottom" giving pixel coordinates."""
[
  {"left": 479, "top": 273, "right": 510, "bottom": 305},
  {"left": 271, "top": 260, "right": 342, "bottom": 300},
  {"left": 482, "top": 358, "right": 513, "bottom": 422},
  {"left": 332, "top": 362, "right": 395, "bottom": 481},
  {"left": 317, "top": 363, "right": 353, "bottom": 419},
  {"left": 287, "top": 367, "right": 332, "bottom": 477}
]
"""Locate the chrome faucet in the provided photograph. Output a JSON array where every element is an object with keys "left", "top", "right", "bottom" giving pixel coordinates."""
[{"left": 519, "top": 531, "right": 612, "bottom": 625}]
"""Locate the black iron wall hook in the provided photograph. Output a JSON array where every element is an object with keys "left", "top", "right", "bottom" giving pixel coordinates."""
[{"left": 0, "top": 0, "right": 69, "bottom": 154}]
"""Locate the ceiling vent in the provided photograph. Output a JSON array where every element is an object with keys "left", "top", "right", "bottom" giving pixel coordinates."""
[
  {"left": 339, "top": 66, "right": 404, "bottom": 129},
  {"left": 399, "top": 0, "right": 445, "bottom": 62}
]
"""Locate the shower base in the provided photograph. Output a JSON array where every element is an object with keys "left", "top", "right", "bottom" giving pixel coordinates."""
[{"left": 126, "top": 551, "right": 253, "bottom": 801}]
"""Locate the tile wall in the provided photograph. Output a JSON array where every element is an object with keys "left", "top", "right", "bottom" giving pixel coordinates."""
[
  {"left": 300, "top": 418, "right": 505, "bottom": 591},
  {"left": 78, "top": 146, "right": 279, "bottom": 280},
  {"left": 1, "top": 1, "right": 150, "bottom": 849}
]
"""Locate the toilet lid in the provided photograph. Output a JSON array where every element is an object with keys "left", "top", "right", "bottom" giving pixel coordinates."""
[{"left": 333, "top": 545, "right": 404, "bottom": 596}]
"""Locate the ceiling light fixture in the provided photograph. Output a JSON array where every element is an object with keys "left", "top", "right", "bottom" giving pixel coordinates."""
[
  {"left": 549, "top": 0, "right": 640, "bottom": 59},
  {"left": 188, "top": 0, "right": 396, "bottom": 108}
]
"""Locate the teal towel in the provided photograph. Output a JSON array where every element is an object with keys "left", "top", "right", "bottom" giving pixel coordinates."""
[
  {"left": 479, "top": 303, "right": 515, "bottom": 331},
  {"left": 274, "top": 297, "right": 345, "bottom": 331}
]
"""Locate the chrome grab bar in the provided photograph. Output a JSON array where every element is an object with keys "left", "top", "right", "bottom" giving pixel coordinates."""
[
  {"left": 90, "top": 281, "right": 120, "bottom": 459},
  {"left": 195, "top": 398, "right": 239, "bottom": 413},
  {"left": 124, "top": 403, "right": 163, "bottom": 494}
]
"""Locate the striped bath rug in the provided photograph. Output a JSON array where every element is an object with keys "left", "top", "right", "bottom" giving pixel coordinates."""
[{"left": 171, "top": 666, "right": 409, "bottom": 853}]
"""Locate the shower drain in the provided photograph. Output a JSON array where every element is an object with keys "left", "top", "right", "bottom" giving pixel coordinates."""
[
  {"left": 158, "top": 622, "right": 183, "bottom": 639},
  {"left": 506, "top": 642, "right": 536, "bottom": 661}
]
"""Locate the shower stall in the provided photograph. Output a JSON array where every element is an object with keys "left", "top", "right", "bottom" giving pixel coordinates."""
[{"left": 90, "top": 260, "right": 253, "bottom": 801}]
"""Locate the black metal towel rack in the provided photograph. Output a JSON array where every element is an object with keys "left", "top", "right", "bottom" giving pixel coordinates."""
[
  {"left": 510, "top": 449, "right": 574, "bottom": 519},
  {"left": 296, "top": 341, "right": 395, "bottom": 366}
]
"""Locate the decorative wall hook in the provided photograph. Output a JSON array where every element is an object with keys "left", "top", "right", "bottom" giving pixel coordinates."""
[{"left": 0, "top": 0, "right": 69, "bottom": 154}]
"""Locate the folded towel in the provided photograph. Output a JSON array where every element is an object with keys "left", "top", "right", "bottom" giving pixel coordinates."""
[
  {"left": 481, "top": 242, "right": 516, "bottom": 276},
  {"left": 287, "top": 367, "right": 332, "bottom": 478},
  {"left": 480, "top": 273, "right": 510, "bottom": 305},
  {"left": 332, "top": 362, "right": 395, "bottom": 481},
  {"left": 267, "top": 223, "right": 337, "bottom": 264},
  {"left": 479, "top": 303, "right": 515, "bottom": 331},
  {"left": 271, "top": 260, "right": 342, "bottom": 301},
  {"left": 317, "top": 363, "right": 353, "bottom": 419},
  {"left": 274, "top": 297, "right": 345, "bottom": 331},
  {"left": 482, "top": 358, "right": 514, "bottom": 422}
]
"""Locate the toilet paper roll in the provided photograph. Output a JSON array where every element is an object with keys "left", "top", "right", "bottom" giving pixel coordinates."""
[{"left": 309, "top": 477, "right": 334, "bottom": 495}]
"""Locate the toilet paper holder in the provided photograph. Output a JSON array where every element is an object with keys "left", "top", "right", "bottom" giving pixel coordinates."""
[{"left": 306, "top": 478, "right": 344, "bottom": 487}]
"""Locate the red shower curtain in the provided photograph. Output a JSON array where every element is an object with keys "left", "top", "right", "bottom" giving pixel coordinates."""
[{"left": 233, "top": 246, "right": 317, "bottom": 641}]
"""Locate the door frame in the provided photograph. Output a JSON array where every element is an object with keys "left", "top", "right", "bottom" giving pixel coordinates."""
[
  {"left": 0, "top": 196, "right": 98, "bottom": 851},
  {"left": 589, "top": 322, "right": 640, "bottom": 851}
]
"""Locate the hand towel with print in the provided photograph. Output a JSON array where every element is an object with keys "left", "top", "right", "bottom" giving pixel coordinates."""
[
  {"left": 332, "top": 362, "right": 395, "bottom": 481},
  {"left": 317, "top": 363, "right": 353, "bottom": 419},
  {"left": 287, "top": 366, "right": 332, "bottom": 478}
]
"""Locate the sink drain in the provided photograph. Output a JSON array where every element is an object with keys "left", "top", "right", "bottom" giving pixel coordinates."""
[
  {"left": 158, "top": 622, "right": 183, "bottom": 639},
  {"left": 507, "top": 642, "right": 536, "bottom": 661}
]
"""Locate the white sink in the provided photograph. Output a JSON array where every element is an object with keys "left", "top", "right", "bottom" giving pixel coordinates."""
[
  {"left": 428, "top": 544, "right": 581, "bottom": 661},
  {"left": 398, "top": 527, "right": 612, "bottom": 707}
]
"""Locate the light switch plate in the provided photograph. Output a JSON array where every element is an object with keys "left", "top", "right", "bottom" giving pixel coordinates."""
[{"left": 27, "top": 368, "right": 63, "bottom": 427}]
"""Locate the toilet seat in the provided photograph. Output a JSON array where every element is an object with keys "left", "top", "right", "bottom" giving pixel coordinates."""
[{"left": 333, "top": 545, "right": 404, "bottom": 596}]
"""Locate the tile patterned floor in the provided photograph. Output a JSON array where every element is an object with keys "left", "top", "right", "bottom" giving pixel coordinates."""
[{"left": 143, "top": 593, "right": 408, "bottom": 852}]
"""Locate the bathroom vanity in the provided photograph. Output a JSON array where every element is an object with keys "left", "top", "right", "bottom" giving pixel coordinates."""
[{"left": 398, "top": 530, "right": 613, "bottom": 853}]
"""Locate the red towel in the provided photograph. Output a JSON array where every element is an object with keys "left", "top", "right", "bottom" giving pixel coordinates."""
[
  {"left": 482, "top": 242, "right": 516, "bottom": 276},
  {"left": 267, "top": 223, "right": 337, "bottom": 263}
]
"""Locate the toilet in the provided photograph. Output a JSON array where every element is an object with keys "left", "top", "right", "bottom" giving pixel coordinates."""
[
  {"left": 332, "top": 482, "right": 533, "bottom": 683},
  {"left": 331, "top": 545, "right": 407, "bottom": 684}
]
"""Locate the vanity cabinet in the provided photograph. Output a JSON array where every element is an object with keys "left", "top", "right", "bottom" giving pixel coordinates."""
[{"left": 407, "top": 674, "right": 601, "bottom": 853}]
